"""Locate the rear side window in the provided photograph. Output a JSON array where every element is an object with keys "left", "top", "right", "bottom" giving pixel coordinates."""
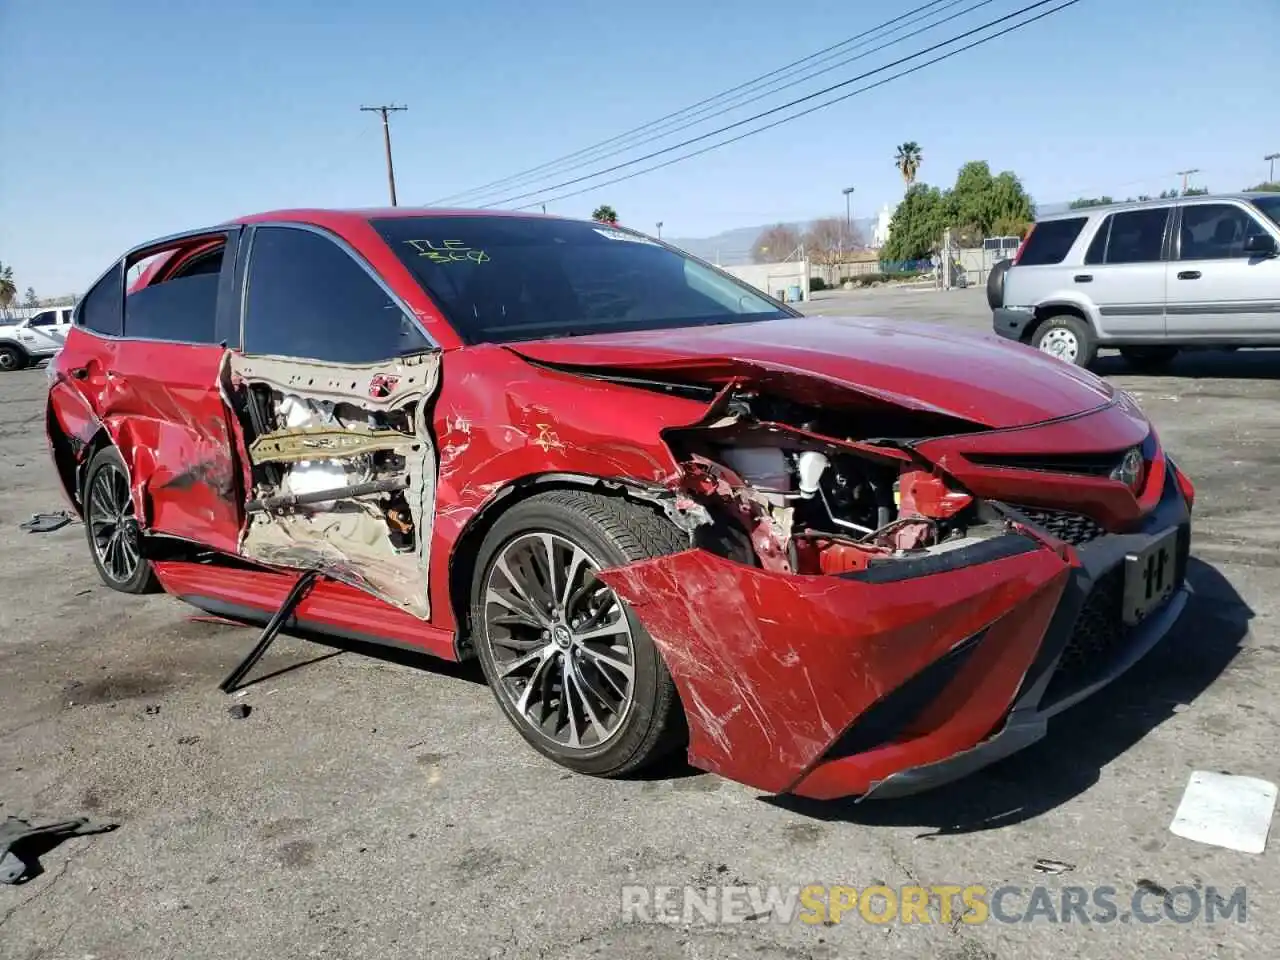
[
  {"left": 243, "top": 226, "right": 430, "bottom": 362},
  {"left": 1018, "top": 218, "right": 1086, "bottom": 265},
  {"left": 123, "top": 245, "right": 224, "bottom": 344},
  {"left": 1091, "top": 208, "right": 1170, "bottom": 265},
  {"left": 1180, "top": 204, "right": 1269, "bottom": 260},
  {"left": 80, "top": 262, "right": 125, "bottom": 337}
]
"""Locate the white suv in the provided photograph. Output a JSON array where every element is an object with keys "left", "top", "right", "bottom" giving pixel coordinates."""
[
  {"left": 990, "top": 192, "right": 1280, "bottom": 369},
  {"left": 0, "top": 307, "right": 75, "bottom": 372}
]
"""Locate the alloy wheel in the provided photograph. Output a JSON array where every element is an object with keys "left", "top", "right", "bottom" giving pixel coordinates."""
[
  {"left": 88, "top": 463, "right": 142, "bottom": 584},
  {"left": 0, "top": 350, "right": 17, "bottom": 372},
  {"left": 480, "top": 532, "right": 637, "bottom": 751},
  {"left": 1039, "top": 327, "right": 1080, "bottom": 363}
]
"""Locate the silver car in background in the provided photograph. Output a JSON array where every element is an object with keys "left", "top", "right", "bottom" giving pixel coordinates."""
[{"left": 990, "top": 193, "right": 1280, "bottom": 369}]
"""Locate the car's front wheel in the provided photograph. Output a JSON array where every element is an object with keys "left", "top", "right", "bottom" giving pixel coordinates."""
[
  {"left": 469, "top": 489, "right": 688, "bottom": 777},
  {"left": 0, "top": 344, "right": 27, "bottom": 373},
  {"left": 1032, "top": 314, "right": 1096, "bottom": 367},
  {"left": 83, "top": 445, "right": 159, "bottom": 594}
]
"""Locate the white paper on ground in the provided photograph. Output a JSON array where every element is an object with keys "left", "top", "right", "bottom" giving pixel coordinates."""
[{"left": 1169, "top": 770, "right": 1278, "bottom": 854}]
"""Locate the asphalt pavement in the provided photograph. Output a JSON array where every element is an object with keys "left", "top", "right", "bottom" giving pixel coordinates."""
[{"left": 1, "top": 286, "right": 1276, "bottom": 959}]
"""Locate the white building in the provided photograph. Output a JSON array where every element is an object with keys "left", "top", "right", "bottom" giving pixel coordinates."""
[{"left": 871, "top": 204, "right": 893, "bottom": 249}]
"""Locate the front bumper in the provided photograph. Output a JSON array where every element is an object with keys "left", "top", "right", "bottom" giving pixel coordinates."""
[
  {"left": 993, "top": 306, "right": 1035, "bottom": 341},
  {"left": 598, "top": 471, "right": 1191, "bottom": 800}
]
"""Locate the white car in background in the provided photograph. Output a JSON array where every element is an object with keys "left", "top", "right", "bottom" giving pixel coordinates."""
[{"left": 0, "top": 307, "right": 74, "bottom": 372}]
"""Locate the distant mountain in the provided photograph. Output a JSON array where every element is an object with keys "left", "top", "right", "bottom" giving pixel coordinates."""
[{"left": 668, "top": 217, "right": 878, "bottom": 265}]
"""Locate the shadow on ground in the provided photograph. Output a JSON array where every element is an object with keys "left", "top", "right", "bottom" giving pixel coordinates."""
[
  {"left": 765, "top": 558, "right": 1249, "bottom": 834},
  {"left": 1094, "top": 347, "right": 1280, "bottom": 380}
]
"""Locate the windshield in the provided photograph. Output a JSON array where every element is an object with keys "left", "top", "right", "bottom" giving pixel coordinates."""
[
  {"left": 1253, "top": 195, "right": 1280, "bottom": 228},
  {"left": 373, "top": 216, "right": 793, "bottom": 344}
]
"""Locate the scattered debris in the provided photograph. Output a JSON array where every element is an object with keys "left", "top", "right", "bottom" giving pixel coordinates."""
[
  {"left": 1032, "top": 858, "right": 1076, "bottom": 875},
  {"left": 177, "top": 736, "right": 201, "bottom": 746},
  {"left": 227, "top": 704, "right": 252, "bottom": 720},
  {"left": 1170, "top": 770, "right": 1277, "bottom": 854},
  {"left": 143, "top": 705, "right": 161, "bottom": 716},
  {"left": 0, "top": 816, "right": 118, "bottom": 884},
  {"left": 1136, "top": 878, "right": 1169, "bottom": 899},
  {"left": 18, "top": 511, "right": 77, "bottom": 534},
  {"left": 188, "top": 615, "right": 250, "bottom": 627}
]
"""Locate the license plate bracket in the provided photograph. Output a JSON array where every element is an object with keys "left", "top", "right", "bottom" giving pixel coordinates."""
[{"left": 1122, "top": 529, "right": 1179, "bottom": 625}]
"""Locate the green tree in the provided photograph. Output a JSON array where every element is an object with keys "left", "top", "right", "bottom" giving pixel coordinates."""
[
  {"left": 894, "top": 142, "right": 922, "bottom": 186},
  {"left": 1070, "top": 196, "right": 1115, "bottom": 209},
  {"left": 23, "top": 287, "right": 38, "bottom": 308},
  {"left": 948, "top": 162, "right": 1035, "bottom": 239},
  {"left": 1246, "top": 182, "right": 1280, "bottom": 192},
  {"left": 1183, "top": 186, "right": 1210, "bottom": 197},
  {"left": 591, "top": 205, "right": 618, "bottom": 225},
  {"left": 0, "top": 262, "right": 15, "bottom": 310},
  {"left": 882, "top": 184, "right": 947, "bottom": 261}
]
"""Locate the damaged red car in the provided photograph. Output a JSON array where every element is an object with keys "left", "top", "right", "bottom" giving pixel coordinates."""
[{"left": 46, "top": 209, "right": 1195, "bottom": 799}]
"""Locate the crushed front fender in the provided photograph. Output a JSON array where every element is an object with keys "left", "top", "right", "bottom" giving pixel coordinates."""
[{"left": 596, "top": 535, "right": 1070, "bottom": 797}]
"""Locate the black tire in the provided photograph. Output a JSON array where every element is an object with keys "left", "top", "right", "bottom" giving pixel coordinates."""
[
  {"left": 1031, "top": 314, "right": 1096, "bottom": 368},
  {"left": 469, "top": 489, "right": 688, "bottom": 777},
  {"left": 1120, "top": 346, "right": 1181, "bottom": 372},
  {"left": 83, "top": 446, "right": 160, "bottom": 594},
  {"left": 0, "top": 344, "right": 27, "bottom": 373},
  {"left": 986, "top": 258, "right": 1011, "bottom": 310}
]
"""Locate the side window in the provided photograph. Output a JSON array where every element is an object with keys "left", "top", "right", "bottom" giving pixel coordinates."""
[
  {"left": 1083, "top": 217, "right": 1111, "bottom": 265},
  {"left": 28, "top": 311, "right": 57, "bottom": 327},
  {"left": 81, "top": 262, "right": 125, "bottom": 337},
  {"left": 123, "top": 243, "right": 224, "bottom": 344},
  {"left": 1180, "top": 204, "right": 1269, "bottom": 260},
  {"left": 243, "top": 227, "right": 430, "bottom": 362},
  {"left": 1101, "top": 208, "right": 1169, "bottom": 264}
]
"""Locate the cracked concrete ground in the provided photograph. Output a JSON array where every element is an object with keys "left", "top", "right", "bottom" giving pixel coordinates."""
[{"left": 1, "top": 286, "right": 1277, "bottom": 959}]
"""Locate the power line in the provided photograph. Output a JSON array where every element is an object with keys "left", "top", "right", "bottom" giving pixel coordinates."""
[
  {"left": 512, "top": 0, "right": 1082, "bottom": 211},
  {"left": 429, "top": 0, "right": 963, "bottom": 205},
  {"left": 447, "top": 0, "right": 999, "bottom": 207},
  {"left": 488, "top": 0, "right": 1077, "bottom": 210}
]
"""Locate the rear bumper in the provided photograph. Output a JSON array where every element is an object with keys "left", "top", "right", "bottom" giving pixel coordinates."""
[
  {"left": 993, "top": 306, "right": 1035, "bottom": 342},
  {"left": 600, "top": 470, "right": 1191, "bottom": 801}
]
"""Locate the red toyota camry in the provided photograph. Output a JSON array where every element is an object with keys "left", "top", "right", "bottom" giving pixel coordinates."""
[{"left": 45, "top": 208, "right": 1194, "bottom": 799}]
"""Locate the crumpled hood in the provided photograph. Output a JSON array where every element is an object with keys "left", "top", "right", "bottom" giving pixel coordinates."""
[{"left": 507, "top": 315, "right": 1114, "bottom": 429}]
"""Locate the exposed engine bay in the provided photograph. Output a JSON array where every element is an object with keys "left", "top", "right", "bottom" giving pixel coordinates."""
[
  {"left": 662, "top": 386, "right": 989, "bottom": 576},
  {"left": 225, "top": 353, "right": 439, "bottom": 619}
]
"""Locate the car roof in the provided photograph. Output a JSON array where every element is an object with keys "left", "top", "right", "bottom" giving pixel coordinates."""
[
  {"left": 1036, "top": 192, "right": 1272, "bottom": 222},
  {"left": 230, "top": 207, "right": 570, "bottom": 228}
]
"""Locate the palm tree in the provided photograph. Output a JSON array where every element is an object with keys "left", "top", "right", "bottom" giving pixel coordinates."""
[
  {"left": 591, "top": 205, "right": 619, "bottom": 225},
  {"left": 894, "top": 142, "right": 923, "bottom": 186},
  {"left": 0, "top": 262, "right": 16, "bottom": 310}
]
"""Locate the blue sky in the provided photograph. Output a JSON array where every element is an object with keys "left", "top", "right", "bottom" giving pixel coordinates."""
[{"left": 1, "top": 0, "right": 1276, "bottom": 295}]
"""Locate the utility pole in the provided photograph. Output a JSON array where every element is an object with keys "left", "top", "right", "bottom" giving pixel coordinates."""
[
  {"left": 655, "top": 221, "right": 663, "bottom": 239},
  {"left": 834, "top": 188, "right": 855, "bottom": 276},
  {"left": 361, "top": 104, "right": 407, "bottom": 206},
  {"left": 1267, "top": 153, "right": 1279, "bottom": 183},
  {"left": 1176, "top": 168, "right": 1200, "bottom": 196}
]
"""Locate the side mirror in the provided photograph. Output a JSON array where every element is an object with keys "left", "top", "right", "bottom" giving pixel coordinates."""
[{"left": 1244, "top": 233, "right": 1278, "bottom": 257}]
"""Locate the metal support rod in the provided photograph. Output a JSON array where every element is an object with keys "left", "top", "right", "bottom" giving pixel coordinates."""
[
  {"left": 246, "top": 477, "right": 408, "bottom": 513},
  {"left": 219, "top": 570, "right": 322, "bottom": 693}
]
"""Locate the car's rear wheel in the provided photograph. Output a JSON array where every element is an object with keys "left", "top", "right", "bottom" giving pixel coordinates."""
[
  {"left": 1032, "top": 314, "right": 1096, "bottom": 367},
  {"left": 469, "top": 489, "right": 687, "bottom": 777},
  {"left": 0, "top": 344, "right": 26, "bottom": 372},
  {"left": 1120, "top": 346, "right": 1181, "bottom": 372},
  {"left": 83, "top": 446, "right": 159, "bottom": 594}
]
